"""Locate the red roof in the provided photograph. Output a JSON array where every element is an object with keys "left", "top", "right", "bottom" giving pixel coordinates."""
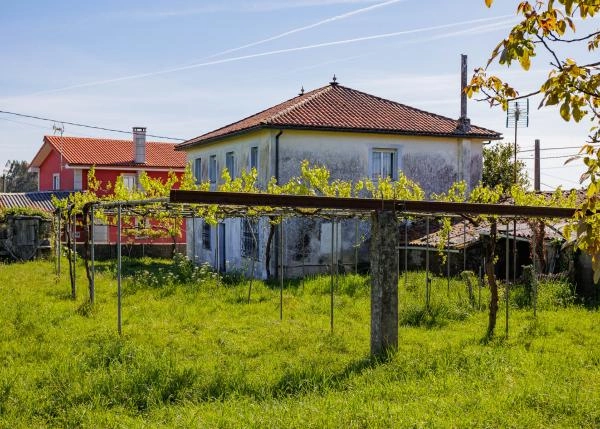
[
  {"left": 178, "top": 83, "right": 501, "bottom": 149},
  {"left": 32, "top": 136, "right": 186, "bottom": 169}
]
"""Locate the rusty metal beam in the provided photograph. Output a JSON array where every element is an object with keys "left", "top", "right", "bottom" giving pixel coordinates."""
[{"left": 170, "top": 190, "right": 576, "bottom": 219}]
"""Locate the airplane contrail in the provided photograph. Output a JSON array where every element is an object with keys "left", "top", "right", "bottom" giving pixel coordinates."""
[
  {"left": 10, "top": 14, "right": 515, "bottom": 98},
  {"left": 206, "top": 0, "right": 409, "bottom": 59}
]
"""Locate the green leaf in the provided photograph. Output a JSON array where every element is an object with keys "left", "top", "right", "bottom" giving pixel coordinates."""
[{"left": 559, "top": 101, "right": 571, "bottom": 120}]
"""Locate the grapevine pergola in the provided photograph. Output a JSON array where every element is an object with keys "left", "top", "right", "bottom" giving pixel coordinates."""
[{"left": 53, "top": 190, "right": 576, "bottom": 356}]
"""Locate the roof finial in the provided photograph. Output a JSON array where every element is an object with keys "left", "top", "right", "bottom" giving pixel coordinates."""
[
  {"left": 299, "top": 85, "right": 305, "bottom": 96},
  {"left": 330, "top": 74, "right": 338, "bottom": 86}
]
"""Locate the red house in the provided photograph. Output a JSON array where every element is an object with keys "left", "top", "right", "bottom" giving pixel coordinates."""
[{"left": 29, "top": 128, "right": 187, "bottom": 253}]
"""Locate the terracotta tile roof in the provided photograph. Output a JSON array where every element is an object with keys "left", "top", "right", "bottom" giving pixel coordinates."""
[
  {"left": 38, "top": 136, "right": 186, "bottom": 169},
  {"left": 178, "top": 83, "right": 502, "bottom": 149},
  {"left": 0, "top": 191, "right": 71, "bottom": 212}
]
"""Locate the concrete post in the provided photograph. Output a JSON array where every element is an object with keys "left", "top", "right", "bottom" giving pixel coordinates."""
[{"left": 370, "top": 210, "right": 399, "bottom": 356}]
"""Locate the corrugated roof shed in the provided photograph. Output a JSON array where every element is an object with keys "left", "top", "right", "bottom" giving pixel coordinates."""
[{"left": 0, "top": 192, "right": 71, "bottom": 212}]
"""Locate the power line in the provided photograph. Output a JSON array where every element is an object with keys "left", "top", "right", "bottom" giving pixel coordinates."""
[
  {"left": 541, "top": 171, "right": 582, "bottom": 185},
  {"left": 519, "top": 153, "right": 581, "bottom": 160},
  {"left": 517, "top": 145, "right": 592, "bottom": 153},
  {"left": 0, "top": 110, "right": 186, "bottom": 141}
]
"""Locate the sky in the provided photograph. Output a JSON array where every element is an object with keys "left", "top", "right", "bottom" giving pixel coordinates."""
[{"left": 0, "top": 0, "right": 595, "bottom": 191}]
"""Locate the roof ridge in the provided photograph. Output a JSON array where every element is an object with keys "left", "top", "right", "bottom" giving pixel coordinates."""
[
  {"left": 265, "top": 85, "right": 332, "bottom": 124},
  {"left": 45, "top": 135, "right": 178, "bottom": 145}
]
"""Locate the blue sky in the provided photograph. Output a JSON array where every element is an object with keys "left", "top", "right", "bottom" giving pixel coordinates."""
[{"left": 0, "top": 0, "right": 593, "bottom": 190}]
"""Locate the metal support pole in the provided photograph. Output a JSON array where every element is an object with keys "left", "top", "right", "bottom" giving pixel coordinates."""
[
  {"left": 117, "top": 204, "right": 122, "bottom": 335},
  {"left": 404, "top": 219, "right": 408, "bottom": 288},
  {"left": 215, "top": 221, "right": 221, "bottom": 273},
  {"left": 90, "top": 206, "right": 95, "bottom": 305},
  {"left": 478, "top": 264, "right": 482, "bottom": 310},
  {"left": 192, "top": 214, "right": 196, "bottom": 263},
  {"left": 330, "top": 218, "right": 335, "bottom": 333},
  {"left": 279, "top": 216, "right": 284, "bottom": 321},
  {"left": 533, "top": 245, "right": 537, "bottom": 318},
  {"left": 463, "top": 220, "right": 466, "bottom": 271},
  {"left": 56, "top": 211, "right": 61, "bottom": 277},
  {"left": 72, "top": 213, "right": 76, "bottom": 287},
  {"left": 447, "top": 224, "right": 451, "bottom": 295},
  {"left": 354, "top": 219, "right": 358, "bottom": 274},
  {"left": 513, "top": 218, "right": 517, "bottom": 283},
  {"left": 505, "top": 222, "right": 509, "bottom": 336},
  {"left": 425, "top": 216, "right": 430, "bottom": 311}
]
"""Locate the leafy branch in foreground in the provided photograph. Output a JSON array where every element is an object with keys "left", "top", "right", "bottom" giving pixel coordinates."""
[{"left": 470, "top": 0, "right": 600, "bottom": 282}]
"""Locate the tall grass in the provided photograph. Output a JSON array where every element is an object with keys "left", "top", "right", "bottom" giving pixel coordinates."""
[{"left": 0, "top": 257, "right": 597, "bottom": 428}]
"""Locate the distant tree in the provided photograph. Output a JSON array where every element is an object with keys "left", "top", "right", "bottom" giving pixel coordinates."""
[
  {"left": 482, "top": 142, "right": 529, "bottom": 192},
  {"left": 3, "top": 161, "right": 37, "bottom": 193}
]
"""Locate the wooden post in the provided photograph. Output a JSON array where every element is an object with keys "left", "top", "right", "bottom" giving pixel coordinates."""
[{"left": 370, "top": 210, "right": 399, "bottom": 356}]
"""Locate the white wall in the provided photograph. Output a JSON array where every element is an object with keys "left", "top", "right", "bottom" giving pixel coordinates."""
[{"left": 180, "top": 128, "right": 487, "bottom": 276}]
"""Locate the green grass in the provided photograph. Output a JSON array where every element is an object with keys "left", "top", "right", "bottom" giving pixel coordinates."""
[{"left": 0, "top": 257, "right": 599, "bottom": 428}]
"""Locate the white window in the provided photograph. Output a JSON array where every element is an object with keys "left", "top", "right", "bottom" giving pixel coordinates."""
[
  {"left": 73, "top": 169, "right": 83, "bottom": 190},
  {"left": 209, "top": 155, "right": 217, "bottom": 183},
  {"left": 52, "top": 173, "right": 60, "bottom": 190},
  {"left": 226, "top": 151, "right": 235, "bottom": 179},
  {"left": 371, "top": 150, "right": 396, "bottom": 180},
  {"left": 122, "top": 174, "right": 137, "bottom": 191},
  {"left": 193, "top": 158, "right": 202, "bottom": 184},
  {"left": 250, "top": 146, "right": 258, "bottom": 172}
]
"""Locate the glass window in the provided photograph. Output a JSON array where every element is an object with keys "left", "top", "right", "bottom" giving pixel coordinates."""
[
  {"left": 250, "top": 146, "right": 258, "bottom": 172},
  {"left": 194, "top": 158, "right": 202, "bottom": 184},
  {"left": 73, "top": 169, "right": 83, "bottom": 190},
  {"left": 226, "top": 152, "right": 235, "bottom": 179},
  {"left": 241, "top": 219, "right": 259, "bottom": 259},
  {"left": 209, "top": 155, "right": 217, "bottom": 183},
  {"left": 202, "top": 222, "right": 211, "bottom": 250},
  {"left": 122, "top": 174, "right": 137, "bottom": 191},
  {"left": 371, "top": 150, "right": 395, "bottom": 180},
  {"left": 52, "top": 173, "right": 60, "bottom": 190}
]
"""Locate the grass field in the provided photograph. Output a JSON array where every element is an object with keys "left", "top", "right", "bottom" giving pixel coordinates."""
[{"left": 0, "top": 256, "right": 599, "bottom": 428}]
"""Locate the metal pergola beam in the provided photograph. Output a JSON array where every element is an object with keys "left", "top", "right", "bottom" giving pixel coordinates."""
[{"left": 170, "top": 190, "right": 577, "bottom": 219}]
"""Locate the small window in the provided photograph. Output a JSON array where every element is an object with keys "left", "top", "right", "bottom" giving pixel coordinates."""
[
  {"left": 194, "top": 158, "right": 202, "bottom": 184},
  {"left": 122, "top": 174, "right": 137, "bottom": 191},
  {"left": 241, "top": 219, "right": 259, "bottom": 259},
  {"left": 202, "top": 222, "right": 211, "bottom": 250},
  {"left": 250, "top": 146, "right": 258, "bottom": 172},
  {"left": 226, "top": 151, "right": 235, "bottom": 179},
  {"left": 371, "top": 150, "right": 396, "bottom": 180},
  {"left": 73, "top": 169, "right": 83, "bottom": 190},
  {"left": 52, "top": 173, "right": 60, "bottom": 190},
  {"left": 209, "top": 155, "right": 217, "bottom": 183}
]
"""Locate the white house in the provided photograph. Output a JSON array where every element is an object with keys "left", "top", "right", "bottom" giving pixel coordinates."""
[{"left": 176, "top": 80, "right": 501, "bottom": 277}]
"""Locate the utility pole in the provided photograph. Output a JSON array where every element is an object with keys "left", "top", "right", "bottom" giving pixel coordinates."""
[{"left": 534, "top": 139, "right": 540, "bottom": 191}]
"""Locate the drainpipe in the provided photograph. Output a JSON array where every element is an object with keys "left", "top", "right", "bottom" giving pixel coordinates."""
[
  {"left": 274, "top": 130, "right": 283, "bottom": 278},
  {"left": 275, "top": 130, "right": 283, "bottom": 184}
]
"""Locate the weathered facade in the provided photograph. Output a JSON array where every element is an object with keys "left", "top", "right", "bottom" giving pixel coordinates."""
[{"left": 179, "top": 82, "right": 501, "bottom": 278}]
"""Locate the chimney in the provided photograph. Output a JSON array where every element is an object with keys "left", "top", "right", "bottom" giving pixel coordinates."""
[
  {"left": 455, "top": 54, "right": 471, "bottom": 133},
  {"left": 133, "top": 127, "right": 146, "bottom": 164}
]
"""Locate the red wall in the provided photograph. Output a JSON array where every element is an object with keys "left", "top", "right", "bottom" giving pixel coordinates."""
[
  {"left": 39, "top": 147, "right": 186, "bottom": 245},
  {"left": 38, "top": 149, "right": 75, "bottom": 191}
]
